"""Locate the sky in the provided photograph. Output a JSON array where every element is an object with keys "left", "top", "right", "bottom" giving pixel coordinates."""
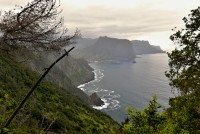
[{"left": 1, "top": 0, "right": 200, "bottom": 51}]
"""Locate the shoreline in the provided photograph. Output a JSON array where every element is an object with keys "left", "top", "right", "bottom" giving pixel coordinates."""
[{"left": 77, "top": 63, "right": 109, "bottom": 110}]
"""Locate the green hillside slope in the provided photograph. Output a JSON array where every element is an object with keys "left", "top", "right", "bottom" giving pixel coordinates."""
[
  {"left": 0, "top": 52, "right": 118, "bottom": 133},
  {"left": 28, "top": 52, "right": 95, "bottom": 105}
]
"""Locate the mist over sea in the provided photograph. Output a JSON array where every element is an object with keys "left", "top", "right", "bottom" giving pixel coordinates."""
[{"left": 78, "top": 53, "right": 175, "bottom": 122}]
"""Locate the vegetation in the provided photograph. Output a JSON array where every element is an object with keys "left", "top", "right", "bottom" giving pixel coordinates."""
[
  {"left": 121, "top": 6, "right": 200, "bottom": 134},
  {"left": 0, "top": 0, "right": 118, "bottom": 133},
  {"left": 0, "top": 52, "right": 118, "bottom": 133},
  {"left": 121, "top": 93, "right": 200, "bottom": 134},
  {"left": 30, "top": 52, "right": 94, "bottom": 87},
  {"left": 0, "top": 0, "right": 81, "bottom": 130},
  {"left": 121, "top": 96, "right": 164, "bottom": 134},
  {"left": 166, "top": 7, "right": 200, "bottom": 94},
  {"left": 0, "top": 0, "right": 199, "bottom": 133},
  {"left": 163, "top": 6, "right": 200, "bottom": 133}
]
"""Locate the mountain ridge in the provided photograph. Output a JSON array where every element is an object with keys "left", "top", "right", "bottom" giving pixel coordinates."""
[
  {"left": 73, "top": 37, "right": 165, "bottom": 61},
  {"left": 73, "top": 36, "right": 136, "bottom": 62}
]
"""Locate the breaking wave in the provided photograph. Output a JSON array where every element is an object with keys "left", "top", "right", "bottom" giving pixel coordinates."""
[{"left": 77, "top": 67, "right": 121, "bottom": 111}]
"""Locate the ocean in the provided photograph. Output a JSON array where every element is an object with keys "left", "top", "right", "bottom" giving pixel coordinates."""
[{"left": 78, "top": 53, "right": 175, "bottom": 122}]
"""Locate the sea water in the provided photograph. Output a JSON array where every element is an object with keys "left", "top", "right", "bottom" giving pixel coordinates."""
[{"left": 78, "top": 53, "right": 175, "bottom": 122}]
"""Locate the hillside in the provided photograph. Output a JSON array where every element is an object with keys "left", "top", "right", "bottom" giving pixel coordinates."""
[
  {"left": 29, "top": 51, "right": 94, "bottom": 87},
  {"left": 132, "top": 40, "right": 164, "bottom": 55},
  {"left": 29, "top": 51, "right": 105, "bottom": 106},
  {"left": 74, "top": 36, "right": 136, "bottom": 61},
  {"left": 0, "top": 52, "right": 118, "bottom": 133}
]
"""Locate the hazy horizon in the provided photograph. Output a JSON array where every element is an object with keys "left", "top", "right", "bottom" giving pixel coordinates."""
[{"left": 1, "top": 0, "right": 200, "bottom": 51}]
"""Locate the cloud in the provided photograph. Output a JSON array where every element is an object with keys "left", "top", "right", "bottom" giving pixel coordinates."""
[
  {"left": 62, "top": 6, "right": 182, "bottom": 39},
  {"left": 1, "top": 0, "right": 200, "bottom": 51}
]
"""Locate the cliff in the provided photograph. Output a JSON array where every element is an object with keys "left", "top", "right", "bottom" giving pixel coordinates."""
[
  {"left": 28, "top": 51, "right": 98, "bottom": 105},
  {"left": 132, "top": 40, "right": 164, "bottom": 55},
  {"left": 74, "top": 36, "right": 136, "bottom": 61}
]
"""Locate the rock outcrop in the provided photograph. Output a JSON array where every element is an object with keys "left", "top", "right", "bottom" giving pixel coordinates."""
[{"left": 89, "top": 93, "right": 104, "bottom": 106}]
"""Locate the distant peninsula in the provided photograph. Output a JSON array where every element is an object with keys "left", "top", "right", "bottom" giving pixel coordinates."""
[
  {"left": 74, "top": 36, "right": 136, "bottom": 62},
  {"left": 73, "top": 37, "right": 165, "bottom": 62},
  {"left": 132, "top": 40, "right": 164, "bottom": 55}
]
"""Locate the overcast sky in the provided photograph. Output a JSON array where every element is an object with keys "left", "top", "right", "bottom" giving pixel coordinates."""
[{"left": 1, "top": 0, "right": 200, "bottom": 51}]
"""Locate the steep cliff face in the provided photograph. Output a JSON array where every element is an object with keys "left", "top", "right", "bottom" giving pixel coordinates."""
[
  {"left": 75, "top": 36, "right": 136, "bottom": 61},
  {"left": 132, "top": 40, "right": 164, "bottom": 55},
  {"left": 28, "top": 51, "right": 96, "bottom": 105}
]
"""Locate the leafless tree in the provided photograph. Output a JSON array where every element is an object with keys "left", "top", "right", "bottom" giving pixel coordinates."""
[{"left": 0, "top": 0, "right": 79, "bottom": 52}]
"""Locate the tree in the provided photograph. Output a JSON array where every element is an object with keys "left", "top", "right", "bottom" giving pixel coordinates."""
[
  {"left": 165, "top": 7, "right": 200, "bottom": 95},
  {"left": 164, "top": 6, "right": 200, "bottom": 133},
  {"left": 121, "top": 96, "right": 164, "bottom": 134},
  {"left": 0, "top": 0, "right": 79, "bottom": 53}
]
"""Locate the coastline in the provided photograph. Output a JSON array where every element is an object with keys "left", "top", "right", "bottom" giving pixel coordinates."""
[
  {"left": 76, "top": 53, "right": 170, "bottom": 122},
  {"left": 77, "top": 63, "right": 109, "bottom": 110}
]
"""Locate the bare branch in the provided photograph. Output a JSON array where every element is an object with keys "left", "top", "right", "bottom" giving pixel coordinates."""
[{"left": 0, "top": 0, "right": 79, "bottom": 52}]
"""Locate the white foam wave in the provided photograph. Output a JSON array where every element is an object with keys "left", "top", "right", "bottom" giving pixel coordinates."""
[
  {"left": 92, "top": 98, "right": 110, "bottom": 110},
  {"left": 100, "top": 90, "right": 121, "bottom": 110},
  {"left": 94, "top": 92, "right": 121, "bottom": 111},
  {"left": 77, "top": 66, "right": 121, "bottom": 111},
  {"left": 77, "top": 69, "right": 104, "bottom": 91},
  {"left": 93, "top": 69, "right": 104, "bottom": 82},
  {"left": 107, "top": 100, "right": 120, "bottom": 110}
]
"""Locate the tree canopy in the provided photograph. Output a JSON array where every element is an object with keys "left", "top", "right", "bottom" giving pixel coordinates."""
[
  {"left": 166, "top": 7, "right": 200, "bottom": 94},
  {"left": 122, "top": 96, "right": 164, "bottom": 134}
]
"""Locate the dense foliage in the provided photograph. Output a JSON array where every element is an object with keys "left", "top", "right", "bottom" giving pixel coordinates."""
[
  {"left": 121, "top": 96, "right": 164, "bottom": 134},
  {"left": 166, "top": 7, "right": 200, "bottom": 94},
  {"left": 0, "top": 52, "right": 118, "bottom": 133},
  {"left": 121, "top": 6, "right": 200, "bottom": 134},
  {"left": 121, "top": 93, "right": 200, "bottom": 134}
]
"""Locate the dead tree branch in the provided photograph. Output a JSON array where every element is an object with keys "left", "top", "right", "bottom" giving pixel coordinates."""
[{"left": 0, "top": 0, "right": 79, "bottom": 52}]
